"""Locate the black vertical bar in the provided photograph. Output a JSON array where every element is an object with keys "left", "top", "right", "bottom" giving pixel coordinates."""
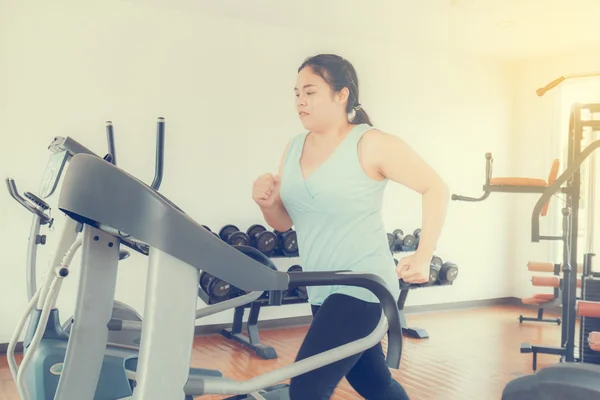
[
  {"left": 583, "top": 253, "right": 595, "bottom": 276},
  {"left": 230, "top": 307, "right": 244, "bottom": 335},
  {"left": 566, "top": 104, "right": 583, "bottom": 362},
  {"left": 151, "top": 117, "right": 165, "bottom": 190},
  {"left": 106, "top": 121, "right": 117, "bottom": 165},
  {"left": 246, "top": 302, "right": 262, "bottom": 344},
  {"left": 560, "top": 208, "right": 570, "bottom": 347}
]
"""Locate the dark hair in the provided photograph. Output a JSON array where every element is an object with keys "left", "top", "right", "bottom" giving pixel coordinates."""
[{"left": 298, "top": 54, "right": 372, "bottom": 126}]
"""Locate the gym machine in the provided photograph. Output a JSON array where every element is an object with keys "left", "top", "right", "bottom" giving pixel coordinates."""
[
  {"left": 523, "top": 101, "right": 600, "bottom": 370},
  {"left": 491, "top": 72, "right": 600, "bottom": 399},
  {"left": 518, "top": 261, "right": 564, "bottom": 325},
  {"left": 61, "top": 120, "right": 166, "bottom": 346},
  {"left": 13, "top": 145, "right": 403, "bottom": 399},
  {"left": 451, "top": 99, "right": 600, "bottom": 369},
  {"left": 7, "top": 119, "right": 165, "bottom": 350},
  {"left": 6, "top": 119, "right": 229, "bottom": 399}
]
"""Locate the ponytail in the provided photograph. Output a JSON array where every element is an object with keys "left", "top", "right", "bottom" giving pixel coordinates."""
[{"left": 351, "top": 107, "right": 372, "bottom": 126}]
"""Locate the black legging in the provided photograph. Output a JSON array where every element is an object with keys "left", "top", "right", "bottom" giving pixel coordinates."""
[{"left": 289, "top": 293, "right": 410, "bottom": 399}]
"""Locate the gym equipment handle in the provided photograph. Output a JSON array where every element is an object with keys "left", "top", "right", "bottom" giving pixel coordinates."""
[
  {"left": 5, "top": 178, "right": 52, "bottom": 225},
  {"left": 451, "top": 153, "right": 493, "bottom": 202},
  {"left": 532, "top": 139, "right": 600, "bottom": 241},
  {"left": 106, "top": 121, "right": 117, "bottom": 166},
  {"left": 287, "top": 271, "right": 402, "bottom": 368},
  {"left": 537, "top": 72, "right": 600, "bottom": 97},
  {"left": 536, "top": 77, "right": 565, "bottom": 97},
  {"left": 151, "top": 117, "right": 165, "bottom": 190}
]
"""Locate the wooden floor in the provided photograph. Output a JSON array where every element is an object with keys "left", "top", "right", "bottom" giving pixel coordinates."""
[{"left": 0, "top": 304, "right": 572, "bottom": 399}]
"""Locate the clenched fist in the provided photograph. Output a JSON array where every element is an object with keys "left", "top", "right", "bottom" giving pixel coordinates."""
[{"left": 252, "top": 173, "right": 281, "bottom": 209}]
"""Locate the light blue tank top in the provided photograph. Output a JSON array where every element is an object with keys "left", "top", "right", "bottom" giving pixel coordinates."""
[{"left": 279, "top": 123, "right": 401, "bottom": 306}]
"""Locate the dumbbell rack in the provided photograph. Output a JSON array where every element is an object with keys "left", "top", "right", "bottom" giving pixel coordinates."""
[
  {"left": 197, "top": 223, "right": 306, "bottom": 359},
  {"left": 397, "top": 280, "right": 456, "bottom": 339},
  {"left": 394, "top": 253, "right": 459, "bottom": 339},
  {"left": 197, "top": 267, "right": 309, "bottom": 360},
  {"left": 220, "top": 293, "right": 308, "bottom": 360},
  {"left": 205, "top": 223, "right": 460, "bottom": 354}
]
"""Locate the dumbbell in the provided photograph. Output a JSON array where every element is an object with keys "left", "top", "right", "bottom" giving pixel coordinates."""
[
  {"left": 198, "top": 272, "right": 241, "bottom": 303},
  {"left": 392, "top": 229, "right": 417, "bottom": 252},
  {"left": 387, "top": 233, "right": 395, "bottom": 252},
  {"left": 246, "top": 224, "right": 278, "bottom": 255},
  {"left": 439, "top": 261, "right": 459, "bottom": 284},
  {"left": 286, "top": 265, "right": 307, "bottom": 298},
  {"left": 207, "top": 278, "right": 237, "bottom": 302},
  {"left": 219, "top": 224, "right": 250, "bottom": 246},
  {"left": 275, "top": 229, "right": 299, "bottom": 256},
  {"left": 428, "top": 255, "right": 443, "bottom": 285},
  {"left": 202, "top": 225, "right": 220, "bottom": 238},
  {"left": 413, "top": 228, "right": 421, "bottom": 248},
  {"left": 199, "top": 272, "right": 213, "bottom": 294}
]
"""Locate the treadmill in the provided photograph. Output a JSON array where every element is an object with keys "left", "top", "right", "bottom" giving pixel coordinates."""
[{"left": 46, "top": 149, "right": 404, "bottom": 399}]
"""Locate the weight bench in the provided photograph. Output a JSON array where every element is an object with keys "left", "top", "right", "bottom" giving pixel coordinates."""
[
  {"left": 519, "top": 262, "right": 563, "bottom": 325},
  {"left": 486, "top": 157, "right": 560, "bottom": 214},
  {"left": 519, "top": 261, "right": 582, "bottom": 325},
  {"left": 451, "top": 153, "right": 560, "bottom": 208}
]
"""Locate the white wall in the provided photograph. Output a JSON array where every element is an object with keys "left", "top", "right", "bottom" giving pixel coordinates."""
[
  {"left": 0, "top": 0, "right": 516, "bottom": 343},
  {"left": 512, "top": 52, "right": 600, "bottom": 300}
]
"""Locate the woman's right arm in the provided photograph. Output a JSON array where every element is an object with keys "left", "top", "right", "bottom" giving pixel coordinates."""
[{"left": 256, "top": 140, "right": 294, "bottom": 232}]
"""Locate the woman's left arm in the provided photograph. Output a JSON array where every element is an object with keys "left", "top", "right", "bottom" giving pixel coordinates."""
[{"left": 361, "top": 129, "right": 450, "bottom": 275}]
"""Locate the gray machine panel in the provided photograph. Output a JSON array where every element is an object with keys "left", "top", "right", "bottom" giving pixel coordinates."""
[
  {"left": 57, "top": 154, "right": 290, "bottom": 291},
  {"left": 41, "top": 136, "right": 99, "bottom": 199},
  {"left": 39, "top": 151, "right": 69, "bottom": 199},
  {"left": 48, "top": 136, "right": 98, "bottom": 157}
]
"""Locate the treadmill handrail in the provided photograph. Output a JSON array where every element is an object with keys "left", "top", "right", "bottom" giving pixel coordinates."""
[
  {"left": 5, "top": 178, "right": 52, "bottom": 224},
  {"left": 106, "top": 121, "right": 117, "bottom": 165},
  {"left": 192, "top": 314, "right": 390, "bottom": 396},
  {"left": 532, "top": 139, "right": 600, "bottom": 242},
  {"left": 287, "top": 271, "right": 402, "bottom": 368},
  {"left": 151, "top": 117, "right": 165, "bottom": 190}
]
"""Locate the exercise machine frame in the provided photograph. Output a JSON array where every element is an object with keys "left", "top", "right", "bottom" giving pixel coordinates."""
[
  {"left": 7, "top": 127, "right": 404, "bottom": 399},
  {"left": 51, "top": 151, "right": 404, "bottom": 398},
  {"left": 452, "top": 101, "right": 600, "bottom": 370}
]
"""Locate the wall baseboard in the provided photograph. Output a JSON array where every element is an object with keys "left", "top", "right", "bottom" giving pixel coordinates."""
[
  {"left": 1, "top": 342, "right": 24, "bottom": 355},
  {"left": 0, "top": 297, "right": 561, "bottom": 355}
]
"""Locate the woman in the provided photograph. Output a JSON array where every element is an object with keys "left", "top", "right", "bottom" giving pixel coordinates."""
[{"left": 252, "top": 54, "right": 449, "bottom": 399}]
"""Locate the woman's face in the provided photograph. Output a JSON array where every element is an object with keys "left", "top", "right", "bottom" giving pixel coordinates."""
[{"left": 294, "top": 67, "right": 348, "bottom": 131}]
